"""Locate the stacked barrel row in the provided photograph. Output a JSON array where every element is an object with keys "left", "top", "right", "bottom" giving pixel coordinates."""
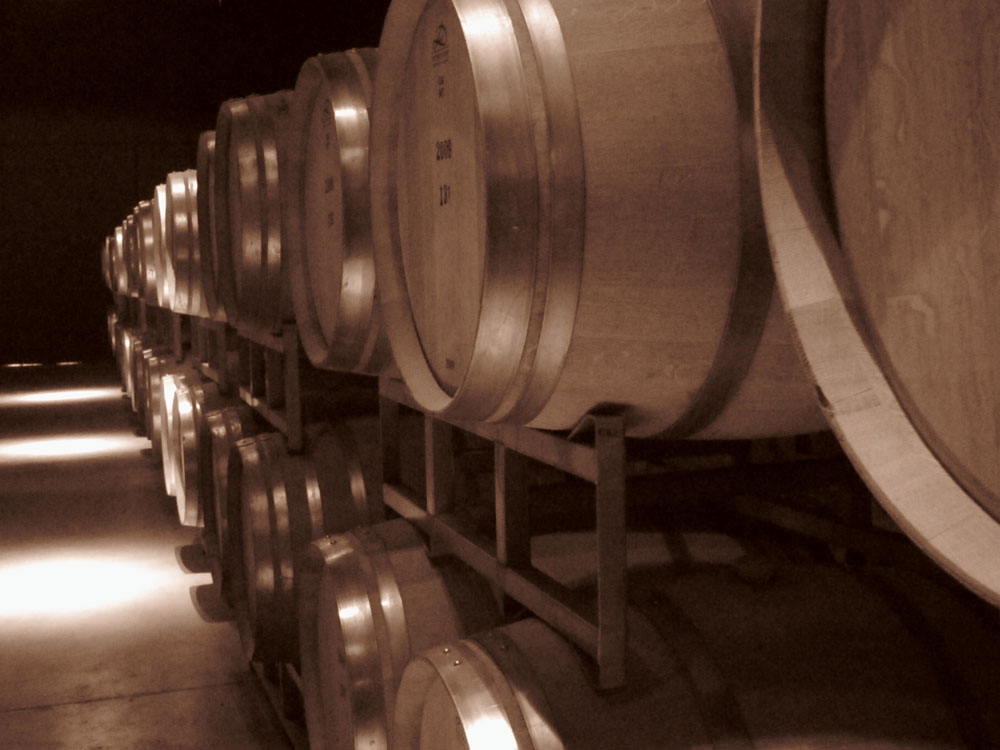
[
  {"left": 113, "top": 0, "right": 1000, "bottom": 609},
  {"left": 104, "top": 315, "right": 1000, "bottom": 750},
  {"left": 102, "top": 0, "right": 999, "bottom": 747}
]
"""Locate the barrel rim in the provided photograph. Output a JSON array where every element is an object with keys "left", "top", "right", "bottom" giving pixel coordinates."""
[
  {"left": 197, "top": 129, "right": 226, "bottom": 321},
  {"left": 214, "top": 98, "right": 249, "bottom": 325},
  {"left": 286, "top": 50, "right": 387, "bottom": 374},
  {"left": 370, "top": 0, "right": 586, "bottom": 422}
]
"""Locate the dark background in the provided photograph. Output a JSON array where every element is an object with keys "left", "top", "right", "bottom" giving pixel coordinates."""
[{"left": 0, "top": 0, "right": 391, "bottom": 365}]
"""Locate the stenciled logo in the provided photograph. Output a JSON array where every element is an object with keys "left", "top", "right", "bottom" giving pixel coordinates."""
[{"left": 432, "top": 24, "right": 449, "bottom": 66}]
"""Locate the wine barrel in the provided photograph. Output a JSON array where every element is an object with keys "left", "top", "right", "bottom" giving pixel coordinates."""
[
  {"left": 159, "top": 371, "right": 186, "bottom": 496},
  {"left": 101, "top": 235, "right": 115, "bottom": 293},
  {"left": 112, "top": 223, "right": 128, "bottom": 297},
  {"left": 106, "top": 310, "right": 117, "bottom": 355},
  {"left": 124, "top": 211, "right": 142, "bottom": 298},
  {"left": 222, "top": 434, "right": 280, "bottom": 621},
  {"left": 128, "top": 332, "right": 157, "bottom": 423},
  {"left": 142, "top": 348, "right": 174, "bottom": 455},
  {"left": 202, "top": 405, "right": 255, "bottom": 584},
  {"left": 394, "top": 562, "right": 999, "bottom": 749},
  {"left": 754, "top": 0, "right": 1000, "bottom": 606},
  {"left": 297, "top": 518, "right": 498, "bottom": 750},
  {"left": 135, "top": 199, "right": 158, "bottom": 305},
  {"left": 369, "top": 0, "right": 824, "bottom": 438},
  {"left": 165, "top": 169, "right": 201, "bottom": 316},
  {"left": 196, "top": 131, "right": 226, "bottom": 322},
  {"left": 171, "top": 378, "right": 221, "bottom": 527},
  {"left": 132, "top": 339, "right": 151, "bottom": 432},
  {"left": 151, "top": 182, "right": 172, "bottom": 309},
  {"left": 233, "top": 417, "right": 382, "bottom": 663},
  {"left": 284, "top": 49, "right": 392, "bottom": 374},
  {"left": 119, "top": 328, "right": 138, "bottom": 409},
  {"left": 214, "top": 92, "right": 294, "bottom": 333},
  {"left": 158, "top": 364, "right": 199, "bottom": 497}
]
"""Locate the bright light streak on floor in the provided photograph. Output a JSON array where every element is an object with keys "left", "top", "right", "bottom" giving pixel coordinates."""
[
  {"left": 0, "top": 433, "right": 147, "bottom": 462},
  {"left": 0, "top": 386, "right": 123, "bottom": 407},
  {"left": 0, "top": 555, "right": 186, "bottom": 617},
  {"left": 55, "top": 361, "right": 83, "bottom": 367},
  {"left": 1, "top": 362, "right": 44, "bottom": 369}
]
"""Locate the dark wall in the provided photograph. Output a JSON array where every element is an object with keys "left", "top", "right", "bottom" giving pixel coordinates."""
[{"left": 0, "top": 0, "right": 390, "bottom": 364}]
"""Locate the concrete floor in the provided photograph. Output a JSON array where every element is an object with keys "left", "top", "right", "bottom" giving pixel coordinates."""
[{"left": 0, "top": 363, "right": 291, "bottom": 750}]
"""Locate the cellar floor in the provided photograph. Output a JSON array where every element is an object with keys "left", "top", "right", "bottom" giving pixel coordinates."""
[{"left": 0, "top": 362, "right": 290, "bottom": 750}]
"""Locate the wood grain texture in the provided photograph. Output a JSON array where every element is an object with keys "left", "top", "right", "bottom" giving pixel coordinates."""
[
  {"left": 214, "top": 93, "right": 294, "bottom": 334},
  {"left": 197, "top": 130, "right": 226, "bottom": 321},
  {"left": 825, "top": 0, "right": 1000, "bottom": 518},
  {"left": 755, "top": 0, "right": 1000, "bottom": 605},
  {"left": 284, "top": 50, "right": 391, "bottom": 374},
  {"left": 297, "top": 518, "right": 497, "bottom": 750},
  {"left": 371, "top": 0, "right": 824, "bottom": 437},
  {"left": 395, "top": 564, "right": 984, "bottom": 749}
]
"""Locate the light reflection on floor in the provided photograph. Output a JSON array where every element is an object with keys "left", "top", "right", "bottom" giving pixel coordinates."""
[
  {"left": 0, "top": 432, "right": 148, "bottom": 462},
  {"left": 0, "top": 553, "right": 189, "bottom": 618},
  {"left": 0, "top": 386, "right": 123, "bottom": 407}
]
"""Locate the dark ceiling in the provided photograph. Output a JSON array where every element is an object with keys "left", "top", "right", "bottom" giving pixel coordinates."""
[{"left": 0, "top": 0, "right": 391, "bottom": 364}]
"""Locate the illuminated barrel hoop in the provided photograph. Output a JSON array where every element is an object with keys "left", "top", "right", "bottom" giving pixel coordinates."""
[
  {"left": 196, "top": 131, "right": 226, "bottom": 322},
  {"left": 284, "top": 49, "right": 392, "bottom": 374},
  {"left": 233, "top": 418, "right": 382, "bottom": 664},
  {"left": 135, "top": 199, "right": 159, "bottom": 305},
  {"left": 131, "top": 337, "right": 150, "bottom": 430},
  {"left": 203, "top": 405, "right": 255, "bottom": 586},
  {"left": 754, "top": 0, "right": 1000, "bottom": 605},
  {"left": 158, "top": 365, "right": 198, "bottom": 497},
  {"left": 222, "top": 434, "right": 282, "bottom": 629},
  {"left": 119, "top": 329, "right": 138, "bottom": 409},
  {"left": 298, "top": 518, "right": 498, "bottom": 750},
  {"left": 394, "top": 563, "right": 1000, "bottom": 749},
  {"left": 151, "top": 182, "right": 173, "bottom": 310},
  {"left": 113, "top": 325, "right": 127, "bottom": 385},
  {"left": 106, "top": 311, "right": 118, "bottom": 355},
  {"left": 101, "top": 234, "right": 115, "bottom": 293},
  {"left": 214, "top": 92, "right": 294, "bottom": 333},
  {"left": 142, "top": 348, "right": 174, "bottom": 455},
  {"left": 171, "top": 379, "right": 221, "bottom": 527},
  {"left": 165, "top": 169, "right": 201, "bottom": 315},
  {"left": 159, "top": 371, "right": 186, "bottom": 497},
  {"left": 128, "top": 332, "right": 156, "bottom": 421},
  {"left": 370, "top": 0, "right": 825, "bottom": 438},
  {"left": 124, "top": 210, "right": 142, "bottom": 298},
  {"left": 112, "top": 223, "right": 128, "bottom": 299}
]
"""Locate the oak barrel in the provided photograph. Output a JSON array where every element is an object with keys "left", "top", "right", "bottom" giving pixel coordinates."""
[
  {"left": 157, "top": 364, "right": 199, "bottom": 497},
  {"left": 123, "top": 211, "right": 140, "bottom": 298},
  {"left": 394, "top": 562, "right": 999, "bottom": 749},
  {"left": 171, "top": 378, "right": 221, "bottom": 527},
  {"left": 164, "top": 169, "right": 201, "bottom": 315},
  {"left": 112, "top": 223, "right": 128, "bottom": 297},
  {"left": 370, "top": 0, "right": 824, "bottom": 438},
  {"left": 297, "top": 518, "right": 497, "bottom": 750},
  {"left": 233, "top": 417, "right": 382, "bottom": 663},
  {"left": 196, "top": 130, "right": 226, "bottom": 322},
  {"left": 284, "top": 49, "right": 391, "bottom": 374},
  {"left": 753, "top": 0, "right": 1000, "bottom": 606},
  {"left": 151, "top": 182, "right": 172, "bottom": 309},
  {"left": 135, "top": 199, "right": 158, "bottom": 305},
  {"left": 213, "top": 92, "right": 294, "bottom": 333},
  {"left": 101, "top": 235, "right": 114, "bottom": 293},
  {"left": 141, "top": 348, "right": 173, "bottom": 455},
  {"left": 202, "top": 405, "right": 255, "bottom": 587}
]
